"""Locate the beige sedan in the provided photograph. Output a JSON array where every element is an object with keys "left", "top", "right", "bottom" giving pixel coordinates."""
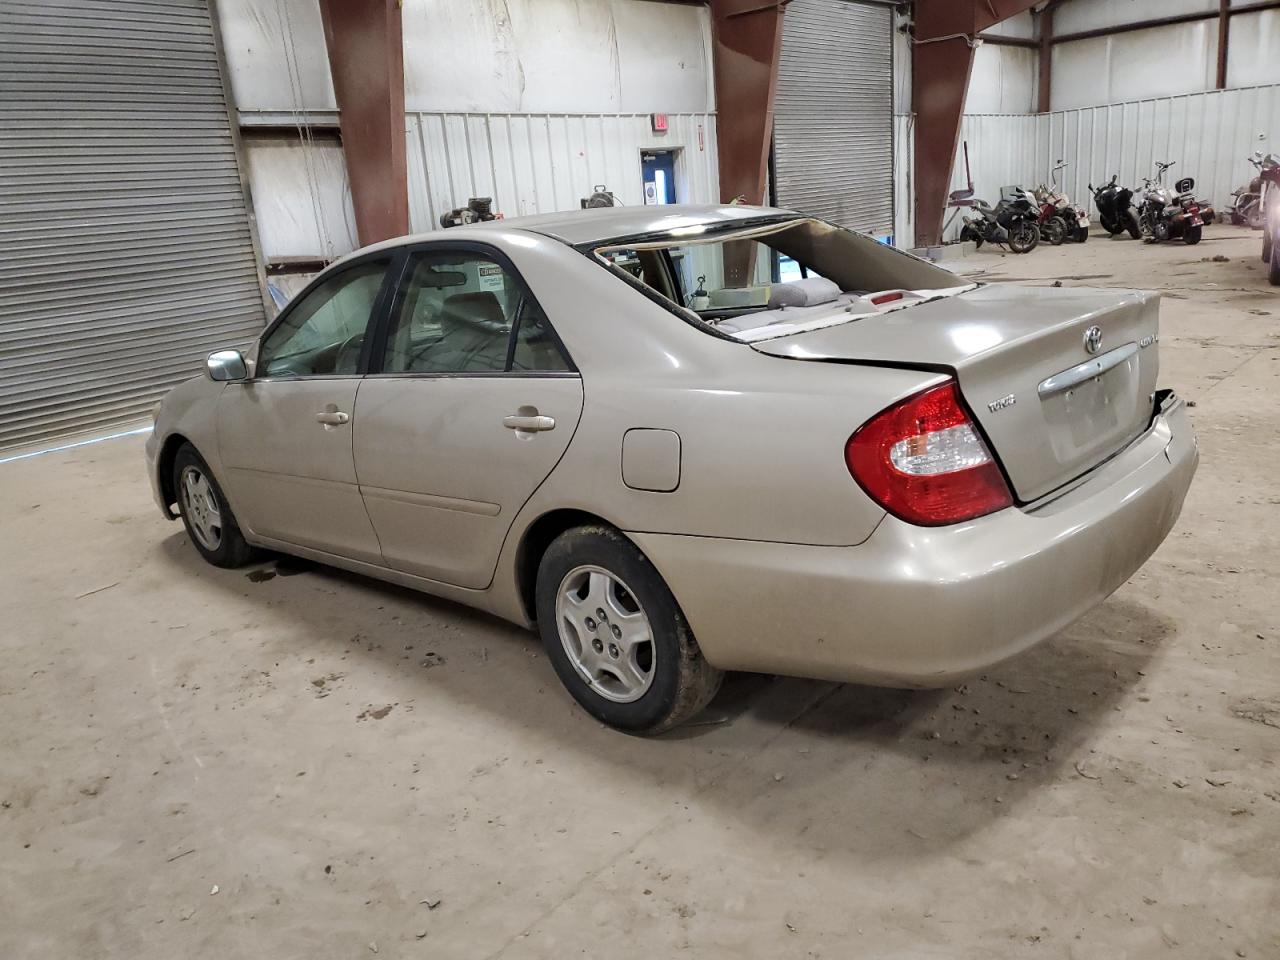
[{"left": 146, "top": 205, "right": 1198, "bottom": 733}]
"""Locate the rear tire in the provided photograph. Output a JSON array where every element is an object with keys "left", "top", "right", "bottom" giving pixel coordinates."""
[
  {"left": 1182, "top": 225, "right": 1203, "bottom": 245},
  {"left": 535, "top": 526, "right": 722, "bottom": 734},
  {"left": 1073, "top": 225, "right": 1090, "bottom": 243},
  {"left": 1270, "top": 234, "right": 1280, "bottom": 286},
  {"left": 1042, "top": 216, "right": 1067, "bottom": 246},
  {"left": 172, "top": 443, "right": 256, "bottom": 568},
  {"left": 1008, "top": 221, "right": 1039, "bottom": 254}
]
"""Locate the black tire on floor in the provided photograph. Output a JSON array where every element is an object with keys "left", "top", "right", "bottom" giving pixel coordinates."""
[
  {"left": 1270, "top": 233, "right": 1280, "bottom": 286},
  {"left": 1042, "top": 216, "right": 1067, "bottom": 246},
  {"left": 1182, "top": 225, "right": 1202, "bottom": 245},
  {"left": 534, "top": 525, "right": 723, "bottom": 734},
  {"left": 172, "top": 442, "right": 257, "bottom": 568},
  {"left": 1263, "top": 229, "right": 1273, "bottom": 264}
]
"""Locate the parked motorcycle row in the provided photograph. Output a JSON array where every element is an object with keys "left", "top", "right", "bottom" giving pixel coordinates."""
[
  {"left": 1229, "top": 150, "right": 1280, "bottom": 285},
  {"left": 955, "top": 161, "right": 1091, "bottom": 254},
  {"left": 1087, "top": 160, "right": 1217, "bottom": 246}
]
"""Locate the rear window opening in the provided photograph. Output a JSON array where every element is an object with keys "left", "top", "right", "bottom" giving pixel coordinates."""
[{"left": 591, "top": 218, "right": 975, "bottom": 342}]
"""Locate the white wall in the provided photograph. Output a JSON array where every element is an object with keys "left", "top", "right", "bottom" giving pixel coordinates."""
[
  {"left": 402, "top": 0, "right": 713, "bottom": 114},
  {"left": 216, "top": 0, "right": 718, "bottom": 263},
  {"left": 219, "top": 0, "right": 335, "bottom": 113},
  {"left": 1053, "top": 0, "right": 1217, "bottom": 35},
  {"left": 1226, "top": 10, "right": 1280, "bottom": 89},
  {"left": 242, "top": 138, "right": 357, "bottom": 259},
  {"left": 966, "top": 44, "right": 1039, "bottom": 115},
  {"left": 1049, "top": 0, "right": 1280, "bottom": 111},
  {"left": 1051, "top": 21, "right": 1218, "bottom": 111},
  {"left": 405, "top": 111, "right": 718, "bottom": 230}
]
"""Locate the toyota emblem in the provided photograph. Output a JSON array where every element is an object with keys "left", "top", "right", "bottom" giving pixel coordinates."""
[{"left": 1083, "top": 325, "right": 1103, "bottom": 354}]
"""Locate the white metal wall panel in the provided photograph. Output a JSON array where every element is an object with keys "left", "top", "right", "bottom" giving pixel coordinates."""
[
  {"left": 949, "top": 83, "right": 1280, "bottom": 242},
  {"left": 242, "top": 137, "right": 357, "bottom": 259},
  {"left": 1225, "top": 11, "right": 1280, "bottom": 90},
  {"left": 1054, "top": 0, "right": 1217, "bottom": 36},
  {"left": 1051, "top": 22, "right": 1218, "bottom": 111},
  {"left": 1040, "top": 84, "right": 1280, "bottom": 217},
  {"left": 402, "top": 0, "right": 714, "bottom": 115},
  {"left": 0, "top": 0, "right": 267, "bottom": 450},
  {"left": 405, "top": 112, "right": 719, "bottom": 231},
  {"left": 966, "top": 44, "right": 1039, "bottom": 115},
  {"left": 773, "top": 0, "right": 894, "bottom": 236},
  {"left": 216, "top": 0, "right": 336, "bottom": 113}
]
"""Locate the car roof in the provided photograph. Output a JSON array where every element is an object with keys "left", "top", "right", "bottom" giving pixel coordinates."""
[{"left": 357, "top": 204, "right": 801, "bottom": 256}]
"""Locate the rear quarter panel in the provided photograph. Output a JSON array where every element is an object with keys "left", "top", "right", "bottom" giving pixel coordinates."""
[{"left": 493, "top": 232, "right": 946, "bottom": 547}]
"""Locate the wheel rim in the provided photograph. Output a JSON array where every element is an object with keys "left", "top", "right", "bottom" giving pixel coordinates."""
[
  {"left": 555, "top": 565, "right": 655, "bottom": 703},
  {"left": 180, "top": 464, "right": 223, "bottom": 551}
]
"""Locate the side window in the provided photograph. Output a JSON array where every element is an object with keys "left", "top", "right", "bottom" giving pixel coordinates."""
[
  {"left": 382, "top": 251, "right": 569, "bottom": 374},
  {"left": 510, "top": 299, "right": 569, "bottom": 372},
  {"left": 257, "top": 257, "right": 391, "bottom": 378}
]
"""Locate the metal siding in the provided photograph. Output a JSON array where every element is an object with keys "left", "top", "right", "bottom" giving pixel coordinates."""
[
  {"left": 951, "top": 83, "right": 1280, "bottom": 242},
  {"left": 0, "top": 0, "right": 266, "bottom": 450},
  {"left": 773, "top": 0, "right": 894, "bottom": 236},
  {"left": 405, "top": 112, "right": 719, "bottom": 229}
]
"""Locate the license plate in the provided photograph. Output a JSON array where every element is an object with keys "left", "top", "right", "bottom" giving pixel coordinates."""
[{"left": 1191, "top": 216, "right": 1203, "bottom": 226}]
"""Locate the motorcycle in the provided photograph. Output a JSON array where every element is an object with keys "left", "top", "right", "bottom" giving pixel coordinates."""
[
  {"left": 1034, "top": 161, "right": 1091, "bottom": 243},
  {"left": 1137, "top": 162, "right": 1213, "bottom": 245},
  {"left": 958, "top": 187, "right": 1041, "bottom": 253},
  {"left": 1089, "top": 175, "right": 1142, "bottom": 239},
  {"left": 1228, "top": 151, "right": 1266, "bottom": 228},
  {"left": 1257, "top": 154, "right": 1280, "bottom": 284}
]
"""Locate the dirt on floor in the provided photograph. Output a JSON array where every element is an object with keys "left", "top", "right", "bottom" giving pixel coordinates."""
[{"left": 1, "top": 227, "right": 1278, "bottom": 960}]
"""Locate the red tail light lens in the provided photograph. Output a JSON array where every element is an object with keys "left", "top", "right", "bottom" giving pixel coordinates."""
[{"left": 845, "top": 381, "right": 1013, "bottom": 526}]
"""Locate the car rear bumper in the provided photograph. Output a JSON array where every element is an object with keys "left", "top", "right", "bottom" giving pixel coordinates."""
[{"left": 631, "top": 393, "right": 1197, "bottom": 687}]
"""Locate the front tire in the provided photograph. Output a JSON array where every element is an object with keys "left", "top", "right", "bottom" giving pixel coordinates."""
[
  {"left": 1270, "top": 233, "right": 1280, "bottom": 286},
  {"left": 535, "top": 526, "right": 722, "bottom": 734},
  {"left": 172, "top": 443, "right": 256, "bottom": 568},
  {"left": 1008, "top": 221, "right": 1039, "bottom": 253},
  {"left": 1126, "top": 210, "right": 1143, "bottom": 240}
]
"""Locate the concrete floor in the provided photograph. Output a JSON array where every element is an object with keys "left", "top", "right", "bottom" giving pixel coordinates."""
[{"left": 2, "top": 228, "right": 1278, "bottom": 959}]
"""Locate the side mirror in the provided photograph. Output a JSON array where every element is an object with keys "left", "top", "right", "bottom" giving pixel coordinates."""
[{"left": 207, "top": 349, "right": 248, "bottom": 382}]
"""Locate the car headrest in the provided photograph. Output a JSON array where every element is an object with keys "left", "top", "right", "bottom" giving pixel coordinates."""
[
  {"left": 441, "top": 292, "right": 506, "bottom": 332},
  {"left": 767, "top": 277, "right": 841, "bottom": 309}
]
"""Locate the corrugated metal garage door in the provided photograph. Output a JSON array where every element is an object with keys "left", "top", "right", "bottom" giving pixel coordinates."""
[
  {"left": 773, "top": 0, "right": 894, "bottom": 237},
  {"left": 0, "top": 0, "right": 267, "bottom": 451}
]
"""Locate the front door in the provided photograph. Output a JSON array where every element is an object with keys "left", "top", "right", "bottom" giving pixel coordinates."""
[
  {"left": 217, "top": 254, "right": 393, "bottom": 563},
  {"left": 353, "top": 245, "right": 583, "bottom": 589}
]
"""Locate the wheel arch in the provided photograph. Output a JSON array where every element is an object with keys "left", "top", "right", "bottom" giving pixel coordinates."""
[
  {"left": 514, "top": 508, "right": 624, "bottom": 624},
  {"left": 156, "top": 432, "right": 193, "bottom": 517}
]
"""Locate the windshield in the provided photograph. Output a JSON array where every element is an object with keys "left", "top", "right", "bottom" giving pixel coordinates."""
[{"left": 592, "top": 218, "right": 971, "bottom": 342}]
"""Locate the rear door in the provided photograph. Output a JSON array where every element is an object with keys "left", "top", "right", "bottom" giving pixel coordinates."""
[{"left": 353, "top": 243, "right": 583, "bottom": 589}]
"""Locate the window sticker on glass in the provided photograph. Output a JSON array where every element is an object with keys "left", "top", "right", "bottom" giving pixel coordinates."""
[{"left": 477, "top": 264, "right": 506, "bottom": 292}]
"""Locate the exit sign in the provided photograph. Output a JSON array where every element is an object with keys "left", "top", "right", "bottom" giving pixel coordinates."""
[{"left": 651, "top": 113, "right": 668, "bottom": 133}]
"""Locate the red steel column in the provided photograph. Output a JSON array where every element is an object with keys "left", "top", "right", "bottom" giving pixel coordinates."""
[
  {"left": 709, "top": 0, "right": 788, "bottom": 206},
  {"left": 912, "top": 0, "right": 1042, "bottom": 248},
  {"left": 318, "top": 0, "right": 409, "bottom": 246}
]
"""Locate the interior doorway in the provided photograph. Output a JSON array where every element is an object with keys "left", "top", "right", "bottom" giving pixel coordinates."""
[{"left": 641, "top": 149, "right": 679, "bottom": 205}]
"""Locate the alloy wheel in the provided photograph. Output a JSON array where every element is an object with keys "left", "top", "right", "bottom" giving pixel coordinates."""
[
  {"left": 180, "top": 464, "right": 223, "bottom": 551},
  {"left": 555, "top": 565, "right": 655, "bottom": 703}
]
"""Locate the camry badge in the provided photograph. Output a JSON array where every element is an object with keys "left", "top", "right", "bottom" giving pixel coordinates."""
[{"left": 1083, "top": 325, "right": 1103, "bottom": 354}]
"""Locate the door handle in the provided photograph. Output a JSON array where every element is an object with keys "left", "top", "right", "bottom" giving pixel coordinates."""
[
  {"left": 503, "top": 414, "right": 555, "bottom": 432},
  {"left": 315, "top": 410, "right": 350, "bottom": 426}
]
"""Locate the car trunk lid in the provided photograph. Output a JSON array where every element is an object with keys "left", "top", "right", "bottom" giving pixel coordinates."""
[{"left": 748, "top": 283, "right": 1160, "bottom": 503}]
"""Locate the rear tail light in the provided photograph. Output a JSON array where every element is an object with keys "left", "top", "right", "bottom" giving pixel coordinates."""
[{"left": 845, "top": 381, "right": 1013, "bottom": 526}]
